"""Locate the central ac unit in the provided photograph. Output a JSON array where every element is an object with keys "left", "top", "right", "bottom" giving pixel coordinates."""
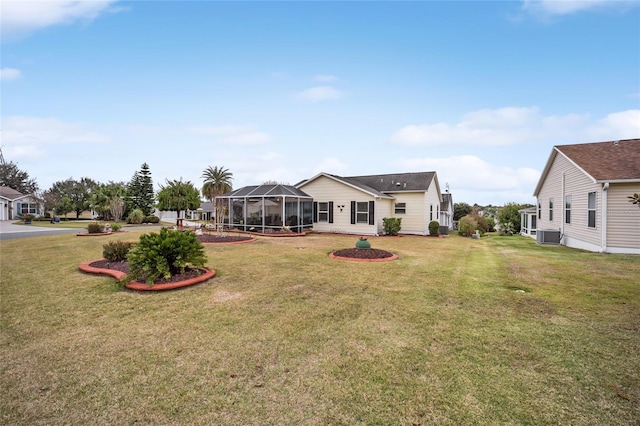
[{"left": 536, "top": 229, "right": 561, "bottom": 245}]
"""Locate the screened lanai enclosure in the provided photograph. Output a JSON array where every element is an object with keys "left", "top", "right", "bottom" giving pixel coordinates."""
[{"left": 218, "top": 185, "right": 314, "bottom": 233}]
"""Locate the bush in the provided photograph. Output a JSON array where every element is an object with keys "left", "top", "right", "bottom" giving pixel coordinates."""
[
  {"left": 87, "top": 223, "right": 103, "bottom": 234},
  {"left": 428, "top": 220, "right": 440, "bottom": 236},
  {"left": 382, "top": 217, "right": 402, "bottom": 236},
  {"left": 127, "top": 208, "right": 144, "bottom": 224},
  {"left": 499, "top": 222, "right": 516, "bottom": 236},
  {"left": 459, "top": 215, "right": 478, "bottom": 237},
  {"left": 143, "top": 215, "right": 160, "bottom": 224},
  {"left": 110, "top": 222, "right": 122, "bottom": 232},
  {"left": 127, "top": 228, "right": 207, "bottom": 285},
  {"left": 103, "top": 241, "right": 135, "bottom": 262}
]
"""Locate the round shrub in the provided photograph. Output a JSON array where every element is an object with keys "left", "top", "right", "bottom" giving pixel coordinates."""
[
  {"left": 127, "top": 228, "right": 207, "bottom": 284},
  {"left": 143, "top": 215, "right": 160, "bottom": 224},
  {"left": 428, "top": 220, "right": 440, "bottom": 236},
  {"left": 382, "top": 217, "right": 402, "bottom": 236},
  {"left": 110, "top": 222, "right": 122, "bottom": 232},
  {"left": 87, "top": 223, "right": 103, "bottom": 234}
]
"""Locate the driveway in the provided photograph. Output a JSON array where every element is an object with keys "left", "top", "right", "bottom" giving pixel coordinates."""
[{"left": 0, "top": 221, "right": 164, "bottom": 241}]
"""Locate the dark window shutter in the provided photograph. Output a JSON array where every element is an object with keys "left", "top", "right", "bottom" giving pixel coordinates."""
[
  {"left": 369, "top": 201, "right": 375, "bottom": 225},
  {"left": 328, "top": 201, "right": 334, "bottom": 223},
  {"left": 313, "top": 202, "right": 318, "bottom": 223},
  {"left": 350, "top": 201, "right": 356, "bottom": 224}
]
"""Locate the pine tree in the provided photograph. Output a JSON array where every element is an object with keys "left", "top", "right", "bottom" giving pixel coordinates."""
[{"left": 126, "top": 163, "right": 155, "bottom": 216}]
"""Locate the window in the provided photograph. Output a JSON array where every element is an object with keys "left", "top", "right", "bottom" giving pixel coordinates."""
[
  {"left": 318, "top": 202, "right": 329, "bottom": 222},
  {"left": 350, "top": 200, "right": 374, "bottom": 225},
  {"left": 549, "top": 197, "right": 554, "bottom": 221},
  {"left": 565, "top": 195, "right": 571, "bottom": 224},
  {"left": 356, "top": 202, "right": 369, "bottom": 224},
  {"left": 588, "top": 192, "right": 596, "bottom": 228},
  {"left": 537, "top": 202, "right": 541, "bottom": 220},
  {"left": 430, "top": 204, "right": 433, "bottom": 221},
  {"left": 394, "top": 202, "right": 406, "bottom": 214},
  {"left": 18, "top": 203, "right": 37, "bottom": 214}
]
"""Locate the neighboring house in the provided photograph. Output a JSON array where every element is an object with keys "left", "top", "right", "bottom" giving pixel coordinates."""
[
  {"left": 296, "top": 171, "right": 442, "bottom": 236},
  {"left": 0, "top": 186, "right": 41, "bottom": 220},
  {"left": 533, "top": 138, "right": 640, "bottom": 254},
  {"left": 440, "top": 192, "right": 454, "bottom": 232}
]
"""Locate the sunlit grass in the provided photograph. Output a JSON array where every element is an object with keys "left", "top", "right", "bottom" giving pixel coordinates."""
[{"left": 1, "top": 232, "right": 638, "bottom": 424}]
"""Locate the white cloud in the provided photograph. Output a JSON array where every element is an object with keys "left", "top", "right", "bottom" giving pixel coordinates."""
[
  {"left": 0, "top": 67, "right": 21, "bottom": 80},
  {"left": 187, "top": 124, "right": 271, "bottom": 145},
  {"left": 522, "top": 0, "right": 638, "bottom": 16},
  {"left": 298, "top": 86, "right": 342, "bottom": 102},
  {"left": 314, "top": 74, "right": 338, "bottom": 82},
  {"left": 2, "top": 115, "right": 110, "bottom": 147},
  {"left": 391, "top": 107, "right": 640, "bottom": 147},
  {"left": 395, "top": 155, "right": 541, "bottom": 204},
  {"left": 1, "top": 0, "right": 121, "bottom": 41}
]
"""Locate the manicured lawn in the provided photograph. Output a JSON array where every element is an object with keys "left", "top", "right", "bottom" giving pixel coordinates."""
[{"left": 1, "top": 232, "right": 638, "bottom": 424}]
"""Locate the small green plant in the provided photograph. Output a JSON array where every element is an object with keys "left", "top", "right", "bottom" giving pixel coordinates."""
[
  {"left": 127, "top": 208, "right": 145, "bottom": 224},
  {"left": 87, "top": 223, "right": 103, "bottom": 234},
  {"left": 103, "top": 241, "right": 135, "bottom": 262},
  {"left": 19, "top": 213, "right": 35, "bottom": 223},
  {"left": 110, "top": 222, "right": 122, "bottom": 232},
  {"left": 428, "top": 220, "right": 440, "bottom": 236},
  {"left": 499, "top": 222, "right": 516, "bottom": 236},
  {"left": 382, "top": 217, "right": 402, "bottom": 236},
  {"left": 127, "top": 228, "right": 207, "bottom": 285}
]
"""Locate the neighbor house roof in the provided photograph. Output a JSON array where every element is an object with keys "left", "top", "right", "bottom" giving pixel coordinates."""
[
  {"left": 0, "top": 186, "right": 28, "bottom": 201},
  {"left": 534, "top": 138, "right": 640, "bottom": 196},
  {"left": 297, "top": 171, "right": 437, "bottom": 199}
]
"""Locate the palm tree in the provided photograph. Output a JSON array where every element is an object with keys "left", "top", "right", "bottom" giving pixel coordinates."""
[{"left": 201, "top": 166, "right": 233, "bottom": 232}]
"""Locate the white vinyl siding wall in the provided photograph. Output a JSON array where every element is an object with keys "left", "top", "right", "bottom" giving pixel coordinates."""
[
  {"left": 537, "top": 152, "right": 601, "bottom": 248},
  {"left": 606, "top": 183, "right": 640, "bottom": 250}
]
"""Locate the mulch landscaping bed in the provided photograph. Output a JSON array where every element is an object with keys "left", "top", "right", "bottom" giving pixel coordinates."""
[
  {"left": 88, "top": 259, "right": 204, "bottom": 284},
  {"left": 331, "top": 248, "right": 396, "bottom": 260},
  {"left": 197, "top": 234, "right": 254, "bottom": 243}
]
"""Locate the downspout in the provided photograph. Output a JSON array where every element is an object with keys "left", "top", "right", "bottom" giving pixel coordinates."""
[
  {"left": 561, "top": 172, "right": 565, "bottom": 244},
  {"left": 601, "top": 182, "right": 609, "bottom": 252}
]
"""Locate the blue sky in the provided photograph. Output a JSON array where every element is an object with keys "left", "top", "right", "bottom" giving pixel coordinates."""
[{"left": 1, "top": 0, "right": 639, "bottom": 206}]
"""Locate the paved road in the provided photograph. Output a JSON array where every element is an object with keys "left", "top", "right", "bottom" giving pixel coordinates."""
[{"left": 0, "top": 221, "right": 163, "bottom": 241}]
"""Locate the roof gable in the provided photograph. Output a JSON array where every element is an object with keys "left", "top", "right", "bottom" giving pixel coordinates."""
[
  {"left": 297, "top": 171, "right": 437, "bottom": 199},
  {"left": 557, "top": 139, "right": 640, "bottom": 181},
  {"left": 534, "top": 138, "right": 640, "bottom": 196},
  {"left": 0, "top": 186, "right": 28, "bottom": 201}
]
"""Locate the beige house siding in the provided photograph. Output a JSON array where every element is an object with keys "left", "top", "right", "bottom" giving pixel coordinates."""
[
  {"left": 384, "top": 192, "right": 426, "bottom": 234},
  {"left": 300, "top": 175, "right": 378, "bottom": 235},
  {"left": 606, "top": 183, "right": 640, "bottom": 250},
  {"left": 538, "top": 152, "right": 602, "bottom": 249}
]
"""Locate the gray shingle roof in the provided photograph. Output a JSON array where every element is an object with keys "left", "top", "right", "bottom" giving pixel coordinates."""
[{"left": 0, "top": 186, "right": 27, "bottom": 200}]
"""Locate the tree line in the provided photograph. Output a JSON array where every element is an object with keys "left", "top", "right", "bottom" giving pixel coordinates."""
[{"left": 0, "top": 160, "right": 233, "bottom": 224}]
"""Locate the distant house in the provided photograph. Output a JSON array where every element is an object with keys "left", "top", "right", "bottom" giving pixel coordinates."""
[
  {"left": 532, "top": 138, "right": 640, "bottom": 254},
  {"left": 296, "top": 171, "right": 443, "bottom": 236},
  {"left": 0, "top": 186, "right": 41, "bottom": 221},
  {"left": 519, "top": 206, "right": 537, "bottom": 239},
  {"left": 440, "top": 192, "right": 454, "bottom": 232}
]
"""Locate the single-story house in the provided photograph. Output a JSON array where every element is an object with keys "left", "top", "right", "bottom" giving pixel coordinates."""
[
  {"left": 296, "top": 171, "right": 443, "bottom": 236},
  {"left": 533, "top": 138, "right": 640, "bottom": 254},
  {"left": 0, "top": 186, "right": 41, "bottom": 220}
]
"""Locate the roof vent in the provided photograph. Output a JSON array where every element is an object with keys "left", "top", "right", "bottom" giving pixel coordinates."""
[
  {"left": 403, "top": 183, "right": 406, "bottom": 188},
  {"left": 613, "top": 140, "right": 619, "bottom": 146},
  {"left": 396, "top": 182, "right": 401, "bottom": 187}
]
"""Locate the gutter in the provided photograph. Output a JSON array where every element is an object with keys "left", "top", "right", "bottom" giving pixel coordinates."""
[{"left": 601, "top": 182, "right": 609, "bottom": 252}]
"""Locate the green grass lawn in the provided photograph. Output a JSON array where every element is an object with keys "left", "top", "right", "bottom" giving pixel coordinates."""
[{"left": 1, "top": 232, "right": 638, "bottom": 425}]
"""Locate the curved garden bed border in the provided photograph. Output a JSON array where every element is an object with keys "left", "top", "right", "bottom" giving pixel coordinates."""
[
  {"left": 328, "top": 252, "right": 399, "bottom": 262},
  {"left": 78, "top": 259, "right": 216, "bottom": 291}
]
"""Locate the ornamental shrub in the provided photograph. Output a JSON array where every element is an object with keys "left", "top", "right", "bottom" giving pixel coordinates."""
[
  {"left": 382, "top": 217, "right": 402, "bottom": 236},
  {"left": 110, "top": 222, "right": 122, "bottom": 232},
  {"left": 87, "top": 223, "right": 103, "bottom": 234},
  {"left": 459, "top": 215, "right": 478, "bottom": 237},
  {"left": 143, "top": 215, "right": 160, "bottom": 224},
  {"left": 103, "top": 240, "right": 135, "bottom": 262},
  {"left": 428, "top": 220, "right": 440, "bottom": 236},
  {"left": 127, "top": 228, "right": 207, "bottom": 285},
  {"left": 127, "top": 208, "right": 145, "bottom": 224}
]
